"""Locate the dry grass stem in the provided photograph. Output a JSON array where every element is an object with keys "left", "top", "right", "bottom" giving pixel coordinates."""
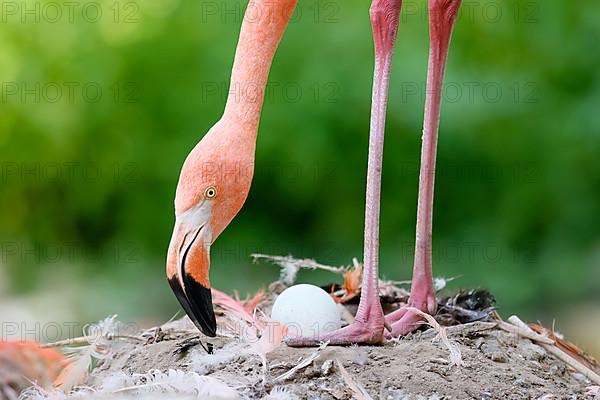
[
  {"left": 41, "top": 335, "right": 144, "bottom": 349},
  {"left": 404, "top": 307, "right": 464, "bottom": 367},
  {"left": 273, "top": 343, "right": 327, "bottom": 382},
  {"left": 506, "top": 315, "right": 600, "bottom": 385},
  {"left": 497, "top": 320, "right": 554, "bottom": 345},
  {"left": 335, "top": 359, "right": 373, "bottom": 400}
]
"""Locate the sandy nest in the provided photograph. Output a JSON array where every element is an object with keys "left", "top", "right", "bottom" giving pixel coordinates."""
[{"left": 86, "top": 287, "right": 599, "bottom": 400}]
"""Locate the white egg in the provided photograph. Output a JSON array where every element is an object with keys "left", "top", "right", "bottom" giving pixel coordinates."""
[{"left": 271, "top": 284, "right": 341, "bottom": 338}]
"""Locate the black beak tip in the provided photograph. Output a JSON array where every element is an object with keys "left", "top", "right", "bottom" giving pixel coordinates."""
[
  {"left": 198, "top": 308, "right": 217, "bottom": 337},
  {"left": 168, "top": 276, "right": 217, "bottom": 337},
  {"left": 203, "top": 325, "right": 217, "bottom": 337}
]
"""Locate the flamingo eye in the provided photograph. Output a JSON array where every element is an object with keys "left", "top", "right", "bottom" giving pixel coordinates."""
[{"left": 204, "top": 186, "right": 217, "bottom": 199}]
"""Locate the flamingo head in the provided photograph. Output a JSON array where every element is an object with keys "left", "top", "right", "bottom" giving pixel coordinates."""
[{"left": 166, "top": 121, "right": 255, "bottom": 336}]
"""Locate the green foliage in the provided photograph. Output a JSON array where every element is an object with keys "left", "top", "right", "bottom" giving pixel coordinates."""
[{"left": 0, "top": 0, "right": 598, "bottom": 326}]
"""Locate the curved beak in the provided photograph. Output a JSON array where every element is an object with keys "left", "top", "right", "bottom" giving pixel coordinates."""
[{"left": 167, "top": 222, "right": 217, "bottom": 337}]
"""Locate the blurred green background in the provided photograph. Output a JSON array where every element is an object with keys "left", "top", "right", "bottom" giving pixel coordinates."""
[{"left": 0, "top": 0, "right": 598, "bottom": 356}]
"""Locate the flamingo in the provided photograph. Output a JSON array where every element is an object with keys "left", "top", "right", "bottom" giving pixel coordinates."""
[
  {"left": 166, "top": 0, "right": 299, "bottom": 336},
  {"left": 289, "top": 0, "right": 462, "bottom": 345}
]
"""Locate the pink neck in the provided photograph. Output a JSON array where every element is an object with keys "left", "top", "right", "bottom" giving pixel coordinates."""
[{"left": 223, "top": 0, "right": 298, "bottom": 134}]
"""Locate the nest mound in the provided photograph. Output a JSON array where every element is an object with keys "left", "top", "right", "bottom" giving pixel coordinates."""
[
  {"left": 8, "top": 282, "right": 598, "bottom": 399},
  {"left": 86, "top": 296, "right": 598, "bottom": 400}
]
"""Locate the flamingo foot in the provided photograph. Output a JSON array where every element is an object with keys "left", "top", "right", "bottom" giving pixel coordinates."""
[
  {"left": 385, "top": 282, "right": 437, "bottom": 338},
  {"left": 286, "top": 312, "right": 385, "bottom": 347}
]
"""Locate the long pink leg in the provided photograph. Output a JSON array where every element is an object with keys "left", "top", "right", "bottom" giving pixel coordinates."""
[
  {"left": 287, "top": 0, "right": 402, "bottom": 347},
  {"left": 385, "top": 0, "right": 462, "bottom": 337}
]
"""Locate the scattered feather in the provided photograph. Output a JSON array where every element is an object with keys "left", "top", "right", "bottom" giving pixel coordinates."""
[
  {"left": 19, "top": 386, "right": 72, "bottom": 400},
  {"left": 54, "top": 316, "right": 119, "bottom": 392},
  {"left": 332, "top": 259, "right": 363, "bottom": 303},
  {"left": 97, "top": 371, "right": 133, "bottom": 393},
  {"left": 263, "top": 387, "right": 299, "bottom": 400},
  {"left": 335, "top": 359, "right": 373, "bottom": 400},
  {"left": 280, "top": 261, "right": 300, "bottom": 285},
  {"left": 114, "top": 369, "right": 237, "bottom": 399},
  {"left": 192, "top": 341, "right": 247, "bottom": 375},
  {"left": 192, "top": 319, "right": 286, "bottom": 384},
  {"left": 434, "top": 277, "right": 447, "bottom": 291},
  {"left": 212, "top": 288, "right": 262, "bottom": 335},
  {"left": 0, "top": 341, "right": 65, "bottom": 394},
  {"left": 249, "top": 322, "right": 287, "bottom": 383},
  {"left": 250, "top": 322, "right": 287, "bottom": 356},
  {"left": 236, "top": 290, "right": 267, "bottom": 315},
  {"left": 20, "top": 369, "right": 237, "bottom": 400},
  {"left": 211, "top": 285, "right": 286, "bottom": 374},
  {"left": 273, "top": 342, "right": 327, "bottom": 382}
]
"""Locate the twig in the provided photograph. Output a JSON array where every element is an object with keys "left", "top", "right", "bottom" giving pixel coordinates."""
[
  {"left": 335, "top": 359, "right": 373, "bottom": 400},
  {"left": 384, "top": 279, "right": 412, "bottom": 286},
  {"left": 419, "top": 321, "right": 497, "bottom": 341},
  {"left": 251, "top": 254, "right": 347, "bottom": 274},
  {"left": 41, "top": 335, "right": 145, "bottom": 349},
  {"left": 506, "top": 315, "right": 600, "bottom": 385},
  {"left": 497, "top": 320, "right": 555, "bottom": 345},
  {"left": 253, "top": 254, "right": 408, "bottom": 296}
]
